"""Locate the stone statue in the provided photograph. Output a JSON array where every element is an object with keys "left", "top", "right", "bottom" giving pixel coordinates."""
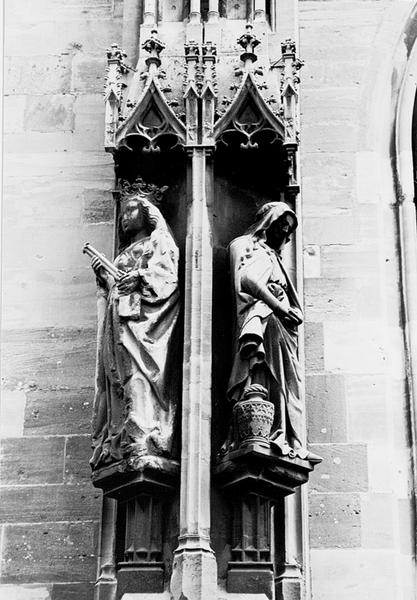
[
  {"left": 88, "top": 183, "right": 180, "bottom": 470},
  {"left": 225, "top": 201, "right": 321, "bottom": 463}
]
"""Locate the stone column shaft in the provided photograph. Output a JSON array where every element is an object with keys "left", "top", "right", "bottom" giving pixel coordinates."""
[{"left": 170, "top": 147, "right": 217, "bottom": 600}]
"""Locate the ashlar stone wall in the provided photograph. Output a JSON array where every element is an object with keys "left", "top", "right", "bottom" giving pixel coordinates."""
[
  {"left": 1, "top": 1, "right": 123, "bottom": 598},
  {"left": 300, "top": 2, "right": 416, "bottom": 599}
]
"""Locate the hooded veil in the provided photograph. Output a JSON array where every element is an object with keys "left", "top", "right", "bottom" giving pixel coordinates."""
[{"left": 227, "top": 201, "right": 303, "bottom": 453}]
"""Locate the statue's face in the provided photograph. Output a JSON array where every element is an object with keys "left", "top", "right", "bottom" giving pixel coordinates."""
[
  {"left": 121, "top": 200, "right": 145, "bottom": 233},
  {"left": 266, "top": 213, "right": 295, "bottom": 248}
]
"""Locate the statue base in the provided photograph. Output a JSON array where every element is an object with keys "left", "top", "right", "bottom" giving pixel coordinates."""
[
  {"left": 91, "top": 456, "right": 180, "bottom": 500},
  {"left": 227, "top": 562, "right": 274, "bottom": 600},
  {"left": 214, "top": 442, "right": 314, "bottom": 501},
  {"left": 92, "top": 457, "right": 180, "bottom": 597}
]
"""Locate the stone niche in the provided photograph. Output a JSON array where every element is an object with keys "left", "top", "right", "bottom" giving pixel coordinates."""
[{"left": 89, "top": 11, "right": 320, "bottom": 600}]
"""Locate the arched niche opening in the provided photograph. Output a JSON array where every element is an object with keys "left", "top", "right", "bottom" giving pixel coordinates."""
[{"left": 210, "top": 137, "right": 290, "bottom": 585}]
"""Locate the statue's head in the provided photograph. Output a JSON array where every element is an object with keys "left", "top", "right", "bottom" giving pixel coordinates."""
[
  {"left": 120, "top": 194, "right": 167, "bottom": 237},
  {"left": 118, "top": 177, "right": 169, "bottom": 246},
  {"left": 248, "top": 201, "right": 298, "bottom": 248}
]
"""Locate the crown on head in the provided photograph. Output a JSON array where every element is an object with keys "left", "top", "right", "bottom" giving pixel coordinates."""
[{"left": 119, "top": 177, "right": 168, "bottom": 205}]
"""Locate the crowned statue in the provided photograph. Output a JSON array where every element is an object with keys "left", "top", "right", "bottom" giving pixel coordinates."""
[{"left": 86, "top": 178, "right": 180, "bottom": 471}]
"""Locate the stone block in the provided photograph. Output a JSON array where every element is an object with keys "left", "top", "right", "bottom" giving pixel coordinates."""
[
  {"left": 345, "top": 375, "right": 388, "bottom": 443},
  {"left": 302, "top": 56, "right": 366, "bottom": 88},
  {"left": 4, "top": 95, "right": 26, "bottom": 133},
  {"left": 323, "top": 321, "right": 386, "bottom": 374},
  {"left": 306, "top": 374, "right": 347, "bottom": 443},
  {"left": 309, "top": 493, "right": 361, "bottom": 548},
  {"left": 304, "top": 322, "right": 324, "bottom": 372},
  {"left": 71, "top": 54, "right": 106, "bottom": 93},
  {"left": 301, "top": 152, "right": 355, "bottom": 217},
  {"left": 0, "top": 485, "right": 101, "bottom": 524},
  {"left": 5, "top": 54, "right": 72, "bottom": 95},
  {"left": 302, "top": 120, "right": 358, "bottom": 153},
  {"left": 0, "top": 585, "right": 51, "bottom": 600},
  {"left": 4, "top": 131, "right": 73, "bottom": 154},
  {"left": 360, "top": 493, "right": 394, "bottom": 549},
  {"left": 82, "top": 189, "right": 114, "bottom": 224},
  {"left": 398, "top": 498, "right": 415, "bottom": 555},
  {"left": 1, "top": 328, "right": 96, "bottom": 391},
  {"left": 24, "top": 95, "right": 75, "bottom": 133},
  {"left": 0, "top": 437, "right": 65, "bottom": 485},
  {"left": 64, "top": 436, "right": 94, "bottom": 483},
  {"left": 301, "top": 86, "right": 360, "bottom": 124},
  {"left": 0, "top": 389, "right": 26, "bottom": 438},
  {"left": 227, "top": 567, "right": 274, "bottom": 600},
  {"left": 320, "top": 245, "right": 379, "bottom": 280},
  {"left": 24, "top": 388, "right": 92, "bottom": 436},
  {"left": 73, "top": 93, "right": 105, "bottom": 151},
  {"left": 308, "top": 443, "right": 368, "bottom": 493},
  {"left": 117, "top": 566, "right": 164, "bottom": 595},
  {"left": 310, "top": 548, "right": 397, "bottom": 600},
  {"left": 303, "top": 216, "right": 356, "bottom": 245},
  {"left": 51, "top": 583, "right": 95, "bottom": 600},
  {"left": 1, "top": 521, "right": 98, "bottom": 583},
  {"left": 303, "top": 245, "right": 321, "bottom": 278},
  {"left": 304, "top": 277, "right": 356, "bottom": 321}
]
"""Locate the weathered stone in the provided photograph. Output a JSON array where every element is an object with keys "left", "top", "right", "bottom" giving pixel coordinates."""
[
  {"left": 320, "top": 245, "right": 379, "bottom": 279},
  {"left": 398, "top": 498, "right": 415, "bottom": 555},
  {"left": 306, "top": 374, "right": 347, "bottom": 443},
  {"left": 308, "top": 443, "right": 368, "bottom": 493},
  {"left": 0, "top": 437, "right": 65, "bottom": 485},
  {"left": 24, "top": 95, "right": 75, "bottom": 133},
  {"left": 323, "top": 321, "right": 387, "bottom": 374},
  {"left": 304, "top": 277, "right": 356, "bottom": 321},
  {"left": 303, "top": 216, "right": 356, "bottom": 245},
  {"left": 3, "top": 95, "right": 26, "bottom": 133},
  {"left": 309, "top": 493, "right": 361, "bottom": 548},
  {"left": 71, "top": 54, "right": 106, "bottom": 93},
  {"left": 51, "top": 582, "right": 95, "bottom": 600},
  {"left": 24, "top": 389, "right": 92, "bottom": 436},
  {"left": 1, "top": 328, "right": 96, "bottom": 390},
  {"left": 310, "top": 548, "right": 397, "bottom": 600},
  {"left": 4, "top": 54, "right": 72, "bottom": 95},
  {"left": 82, "top": 189, "right": 114, "bottom": 224},
  {"left": 73, "top": 94, "right": 105, "bottom": 151},
  {"left": 360, "top": 493, "right": 394, "bottom": 549},
  {"left": 64, "top": 436, "right": 93, "bottom": 483},
  {"left": 0, "top": 389, "right": 26, "bottom": 438},
  {"left": 345, "top": 375, "right": 388, "bottom": 443},
  {"left": 304, "top": 322, "right": 324, "bottom": 372},
  {"left": 1, "top": 522, "right": 98, "bottom": 583},
  {"left": 0, "top": 485, "right": 101, "bottom": 524}
]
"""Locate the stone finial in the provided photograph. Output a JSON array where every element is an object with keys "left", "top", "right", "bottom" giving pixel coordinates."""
[
  {"left": 184, "top": 40, "right": 200, "bottom": 61},
  {"left": 281, "top": 38, "right": 296, "bottom": 57},
  {"left": 237, "top": 23, "right": 260, "bottom": 68},
  {"left": 142, "top": 29, "right": 165, "bottom": 71},
  {"left": 106, "top": 43, "right": 127, "bottom": 64}
]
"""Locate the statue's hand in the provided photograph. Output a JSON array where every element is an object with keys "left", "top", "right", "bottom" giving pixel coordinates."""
[
  {"left": 91, "top": 257, "right": 110, "bottom": 289},
  {"left": 285, "top": 306, "right": 303, "bottom": 326},
  {"left": 117, "top": 270, "right": 142, "bottom": 296}
]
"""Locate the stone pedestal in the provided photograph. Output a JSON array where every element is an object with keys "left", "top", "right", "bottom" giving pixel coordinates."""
[
  {"left": 215, "top": 443, "right": 316, "bottom": 599},
  {"left": 92, "top": 458, "right": 180, "bottom": 598}
]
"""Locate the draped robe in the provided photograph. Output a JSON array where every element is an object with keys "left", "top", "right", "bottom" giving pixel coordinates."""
[
  {"left": 228, "top": 205, "right": 303, "bottom": 451},
  {"left": 90, "top": 226, "right": 180, "bottom": 469}
]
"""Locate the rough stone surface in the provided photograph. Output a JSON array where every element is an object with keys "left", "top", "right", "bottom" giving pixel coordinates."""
[
  {"left": 1, "top": 521, "right": 98, "bottom": 583},
  {"left": 306, "top": 374, "right": 347, "bottom": 443},
  {"left": 308, "top": 443, "right": 368, "bottom": 494},
  {"left": 309, "top": 493, "right": 361, "bottom": 548}
]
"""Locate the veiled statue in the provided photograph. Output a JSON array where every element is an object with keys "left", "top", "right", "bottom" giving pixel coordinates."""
[
  {"left": 87, "top": 181, "right": 180, "bottom": 470},
  {"left": 225, "top": 201, "right": 321, "bottom": 463}
]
